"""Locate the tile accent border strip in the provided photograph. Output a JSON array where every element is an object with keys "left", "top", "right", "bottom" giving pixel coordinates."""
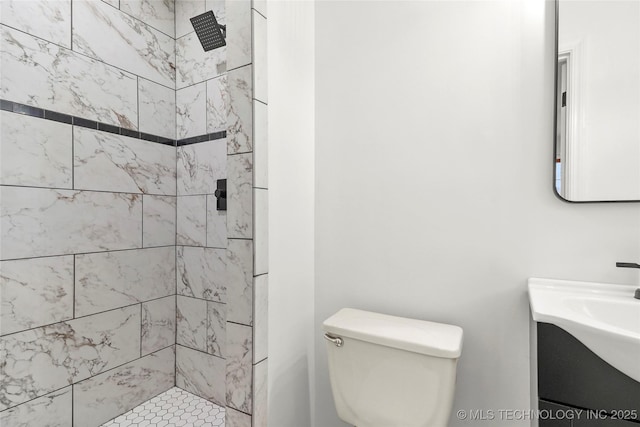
[
  {"left": 176, "top": 131, "right": 227, "bottom": 146},
  {"left": 0, "top": 99, "right": 226, "bottom": 147}
]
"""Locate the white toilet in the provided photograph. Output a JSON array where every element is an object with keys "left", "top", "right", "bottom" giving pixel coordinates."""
[{"left": 323, "top": 308, "right": 463, "bottom": 427}]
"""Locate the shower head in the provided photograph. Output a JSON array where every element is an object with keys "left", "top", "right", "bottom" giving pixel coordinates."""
[{"left": 190, "top": 11, "right": 226, "bottom": 52}]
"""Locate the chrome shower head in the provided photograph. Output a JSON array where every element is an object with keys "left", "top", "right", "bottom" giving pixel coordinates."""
[{"left": 190, "top": 11, "right": 226, "bottom": 52}]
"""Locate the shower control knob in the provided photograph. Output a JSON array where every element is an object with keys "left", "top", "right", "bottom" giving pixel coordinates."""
[{"left": 215, "top": 179, "right": 227, "bottom": 211}]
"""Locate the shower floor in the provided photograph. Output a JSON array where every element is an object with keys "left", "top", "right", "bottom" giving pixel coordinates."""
[{"left": 101, "top": 387, "right": 225, "bottom": 427}]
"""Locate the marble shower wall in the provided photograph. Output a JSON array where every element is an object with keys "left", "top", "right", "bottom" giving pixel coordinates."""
[
  {"left": 174, "top": 0, "right": 230, "bottom": 413},
  {"left": 1, "top": 0, "right": 267, "bottom": 425},
  {"left": 0, "top": 1, "right": 177, "bottom": 425},
  {"left": 251, "top": 4, "right": 269, "bottom": 426},
  {"left": 0, "top": 0, "right": 176, "bottom": 139},
  {"left": 174, "top": 1, "right": 268, "bottom": 425}
]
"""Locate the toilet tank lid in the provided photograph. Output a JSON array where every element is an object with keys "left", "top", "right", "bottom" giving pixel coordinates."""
[{"left": 322, "top": 308, "right": 463, "bottom": 359}]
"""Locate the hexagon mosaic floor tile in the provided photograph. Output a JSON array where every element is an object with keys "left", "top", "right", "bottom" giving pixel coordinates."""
[{"left": 101, "top": 387, "right": 225, "bottom": 427}]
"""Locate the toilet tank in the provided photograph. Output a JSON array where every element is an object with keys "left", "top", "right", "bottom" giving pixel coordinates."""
[{"left": 323, "top": 308, "right": 463, "bottom": 427}]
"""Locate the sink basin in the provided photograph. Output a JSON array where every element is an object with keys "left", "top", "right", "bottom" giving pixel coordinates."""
[{"left": 528, "top": 278, "right": 640, "bottom": 383}]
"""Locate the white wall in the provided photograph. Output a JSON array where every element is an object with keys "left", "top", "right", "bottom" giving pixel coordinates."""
[
  {"left": 313, "top": 1, "right": 640, "bottom": 426},
  {"left": 559, "top": 0, "right": 640, "bottom": 201},
  {"left": 267, "top": 1, "right": 316, "bottom": 426}
]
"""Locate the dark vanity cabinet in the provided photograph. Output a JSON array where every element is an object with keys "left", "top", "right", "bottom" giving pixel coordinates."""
[{"left": 537, "top": 323, "right": 640, "bottom": 426}]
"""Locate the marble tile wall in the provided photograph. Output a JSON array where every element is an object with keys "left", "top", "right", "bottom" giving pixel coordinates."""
[
  {"left": 228, "top": 65, "right": 253, "bottom": 155},
  {"left": 175, "top": 135, "right": 229, "bottom": 409},
  {"left": 173, "top": 0, "right": 233, "bottom": 146},
  {"left": 249, "top": 4, "right": 269, "bottom": 426},
  {"left": 73, "top": 0, "right": 175, "bottom": 88},
  {"left": 175, "top": 2, "right": 268, "bottom": 426},
  {"left": 0, "top": 256, "right": 74, "bottom": 336},
  {"left": 226, "top": 322, "right": 253, "bottom": 413},
  {"left": 0, "top": 25, "right": 138, "bottom": 129},
  {"left": 74, "top": 346, "right": 176, "bottom": 427},
  {"left": 1, "top": 305, "right": 141, "bottom": 410},
  {"left": 74, "top": 247, "right": 176, "bottom": 317},
  {"left": 0, "top": 0, "right": 176, "bottom": 137},
  {"left": 73, "top": 127, "right": 176, "bottom": 195},
  {"left": 139, "top": 78, "right": 177, "bottom": 139},
  {"left": 0, "top": 111, "right": 178, "bottom": 422},
  {"left": 176, "top": 344, "right": 226, "bottom": 406},
  {"left": 0, "top": 0, "right": 178, "bottom": 423},
  {"left": 142, "top": 296, "right": 176, "bottom": 356},
  {"left": 173, "top": 0, "right": 231, "bottom": 398},
  {"left": 0, "top": 111, "right": 73, "bottom": 188},
  {"left": 0, "top": 186, "right": 143, "bottom": 259},
  {"left": 0, "top": 387, "right": 72, "bottom": 427},
  {"left": 177, "top": 82, "right": 208, "bottom": 139},
  {"left": 1, "top": 0, "right": 268, "bottom": 424},
  {"left": 120, "top": 0, "right": 176, "bottom": 37}
]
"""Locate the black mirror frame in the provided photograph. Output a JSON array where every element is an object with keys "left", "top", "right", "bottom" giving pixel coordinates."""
[{"left": 552, "top": 0, "right": 640, "bottom": 204}]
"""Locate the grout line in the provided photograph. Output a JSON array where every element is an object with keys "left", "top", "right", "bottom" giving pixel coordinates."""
[
  {"left": 174, "top": 11, "right": 179, "bottom": 379},
  {"left": 227, "top": 151, "right": 253, "bottom": 157},
  {"left": 72, "top": 254, "right": 76, "bottom": 319},
  {"left": 103, "top": 0, "right": 176, "bottom": 40},
  {"left": 176, "top": 72, "right": 226, "bottom": 92},
  {"left": 141, "top": 194, "right": 145, "bottom": 247},
  {"left": 250, "top": 362, "right": 255, "bottom": 419},
  {"left": 205, "top": 194, "right": 209, "bottom": 247},
  {"left": 0, "top": 244, "right": 176, "bottom": 263},
  {"left": 70, "top": 0, "right": 73, "bottom": 51},
  {"left": 176, "top": 293, "right": 226, "bottom": 305},
  {"left": 71, "top": 127, "right": 75, "bottom": 189},
  {"left": 227, "top": 320, "right": 252, "bottom": 328},
  {"left": 252, "top": 8, "right": 266, "bottom": 20},
  {"left": 176, "top": 78, "right": 229, "bottom": 109},
  {"left": 0, "top": 183, "right": 174, "bottom": 198},
  {"left": 140, "top": 303, "right": 143, "bottom": 358},
  {"left": 71, "top": 384, "right": 74, "bottom": 427},
  {"left": 227, "top": 405, "right": 253, "bottom": 417},
  {"left": 206, "top": 299, "right": 210, "bottom": 354},
  {"left": 205, "top": 76, "right": 209, "bottom": 138},
  {"left": 174, "top": 30, "right": 196, "bottom": 42},
  {"left": 175, "top": 343, "right": 225, "bottom": 361},
  {"left": 174, "top": 293, "right": 177, "bottom": 386},
  {"left": 251, "top": 8, "right": 255, "bottom": 101},
  {"left": 253, "top": 356, "right": 267, "bottom": 366},
  {"left": 136, "top": 76, "right": 140, "bottom": 132},
  {"left": 175, "top": 243, "right": 228, "bottom": 249},
  {"left": 226, "top": 63, "right": 252, "bottom": 74},
  {"left": 252, "top": 167, "right": 257, "bottom": 279}
]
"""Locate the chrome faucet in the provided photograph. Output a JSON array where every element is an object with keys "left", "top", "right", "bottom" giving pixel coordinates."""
[{"left": 615, "top": 262, "right": 640, "bottom": 299}]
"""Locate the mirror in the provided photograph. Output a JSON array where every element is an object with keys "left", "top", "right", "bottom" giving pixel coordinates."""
[{"left": 555, "top": 0, "right": 640, "bottom": 202}]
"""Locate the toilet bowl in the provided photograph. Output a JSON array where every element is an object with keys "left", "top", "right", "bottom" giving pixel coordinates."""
[{"left": 323, "top": 308, "right": 463, "bottom": 427}]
